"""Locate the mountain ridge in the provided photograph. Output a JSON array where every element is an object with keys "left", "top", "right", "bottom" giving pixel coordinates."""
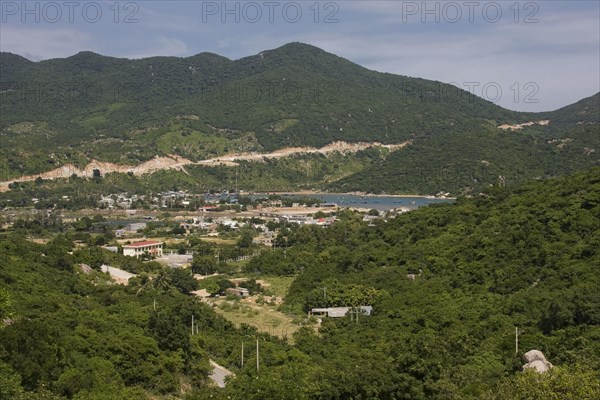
[{"left": 0, "top": 43, "right": 598, "bottom": 193}]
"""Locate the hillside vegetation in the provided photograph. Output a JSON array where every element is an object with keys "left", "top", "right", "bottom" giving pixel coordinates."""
[
  {"left": 1, "top": 44, "right": 598, "bottom": 194},
  {"left": 2, "top": 168, "right": 599, "bottom": 399}
]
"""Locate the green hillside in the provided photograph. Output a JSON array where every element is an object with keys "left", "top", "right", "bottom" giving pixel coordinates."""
[
  {"left": 1, "top": 43, "right": 598, "bottom": 194},
  {"left": 2, "top": 168, "right": 599, "bottom": 399}
]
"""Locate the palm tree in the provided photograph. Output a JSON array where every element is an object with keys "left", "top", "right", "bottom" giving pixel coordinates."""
[{"left": 152, "top": 270, "right": 174, "bottom": 293}]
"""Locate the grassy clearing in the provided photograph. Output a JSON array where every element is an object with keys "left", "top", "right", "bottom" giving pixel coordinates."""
[
  {"left": 258, "top": 276, "right": 295, "bottom": 298},
  {"left": 210, "top": 275, "right": 303, "bottom": 341},
  {"left": 212, "top": 298, "right": 301, "bottom": 342},
  {"left": 199, "top": 237, "right": 237, "bottom": 245}
]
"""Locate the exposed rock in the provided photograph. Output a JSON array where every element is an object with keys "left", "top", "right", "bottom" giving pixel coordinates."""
[
  {"left": 522, "top": 349, "right": 553, "bottom": 373},
  {"left": 0, "top": 141, "right": 413, "bottom": 191},
  {"left": 498, "top": 120, "right": 550, "bottom": 131},
  {"left": 79, "top": 263, "right": 93, "bottom": 274}
]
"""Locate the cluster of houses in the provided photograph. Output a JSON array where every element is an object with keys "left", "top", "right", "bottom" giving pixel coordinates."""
[
  {"left": 277, "top": 214, "right": 336, "bottom": 226},
  {"left": 99, "top": 191, "right": 201, "bottom": 209}
]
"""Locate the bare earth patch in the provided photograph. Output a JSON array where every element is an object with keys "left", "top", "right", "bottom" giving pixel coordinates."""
[
  {"left": 497, "top": 120, "right": 550, "bottom": 131},
  {"left": 0, "top": 141, "right": 411, "bottom": 191}
]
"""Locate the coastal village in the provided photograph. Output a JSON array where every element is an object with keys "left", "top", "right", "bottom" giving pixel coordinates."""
[{"left": 1, "top": 190, "right": 435, "bottom": 353}]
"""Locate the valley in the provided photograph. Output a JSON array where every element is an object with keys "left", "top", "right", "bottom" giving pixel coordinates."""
[{"left": 1, "top": 39, "right": 599, "bottom": 400}]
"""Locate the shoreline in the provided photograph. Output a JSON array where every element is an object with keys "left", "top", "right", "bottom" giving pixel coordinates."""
[{"left": 242, "top": 190, "right": 456, "bottom": 200}]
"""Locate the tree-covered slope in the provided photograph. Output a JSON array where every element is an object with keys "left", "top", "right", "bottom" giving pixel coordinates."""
[
  {"left": 329, "top": 93, "right": 599, "bottom": 194},
  {"left": 1, "top": 43, "right": 598, "bottom": 194},
  {"left": 245, "top": 168, "right": 600, "bottom": 398},
  {"left": 1, "top": 168, "right": 600, "bottom": 399}
]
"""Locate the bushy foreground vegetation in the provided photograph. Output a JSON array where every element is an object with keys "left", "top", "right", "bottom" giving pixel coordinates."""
[{"left": 1, "top": 168, "right": 599, "bottom": 399}]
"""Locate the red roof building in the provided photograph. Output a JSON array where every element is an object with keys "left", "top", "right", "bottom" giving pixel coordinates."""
[{"left": 123, "top": 240, "right": 163, "bottom": 258}]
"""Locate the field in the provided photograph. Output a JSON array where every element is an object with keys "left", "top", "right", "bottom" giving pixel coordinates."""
[{"left": 211, "top": 275, "right": 303, "bottom": 342}]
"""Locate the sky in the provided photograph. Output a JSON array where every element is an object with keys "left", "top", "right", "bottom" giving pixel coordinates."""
[{"left": 1, "top": 0, "right": 598, "bottom": 112}]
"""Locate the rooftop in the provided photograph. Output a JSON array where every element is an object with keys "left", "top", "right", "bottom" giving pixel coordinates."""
[{"left": 123, "top": 240, "right": 162, "bottom": 248}]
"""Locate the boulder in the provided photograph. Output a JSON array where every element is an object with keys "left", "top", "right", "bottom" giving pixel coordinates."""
[
  {"left": 522, "top": 350, "right": 553, "bottom": 373},
  {"left": 523, "top": 350, "right": 546, "bottom": 364}
]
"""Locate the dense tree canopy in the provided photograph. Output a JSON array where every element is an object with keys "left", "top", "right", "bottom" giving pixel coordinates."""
[{"left": 1, "top": 168, "right": 599, "bottom": 398}]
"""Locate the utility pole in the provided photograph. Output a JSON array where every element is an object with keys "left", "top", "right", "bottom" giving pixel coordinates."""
[
  {"left": 256, "top": 339, "right": 260, "bottom": 372},
  {"left": 191, "top": 315, "right": 194, "bottom": 336},
  {"left": 241, "top": 342, "right": 244, "bottom": 368},
  {"left": 515, "top": 327, "right": 521, "bottom": 355},
  {"left": 153, "top": 298, "right": 156, "bottom": 311}
]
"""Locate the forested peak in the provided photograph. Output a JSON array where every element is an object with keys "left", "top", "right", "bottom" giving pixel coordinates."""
[
  {"left": 546, "top": 92, "right": 600, "bottom": 125},
  {"left": 187, "top": 51, "right": 232, "bottom": 63},
  {"left": 0, "top": 52, "right": 33, "bottom": 64}
]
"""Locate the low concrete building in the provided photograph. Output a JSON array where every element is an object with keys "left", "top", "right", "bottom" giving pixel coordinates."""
[
  {"left": 226, "top": 287, "right": 250, "bottom": 297},
  {"left": 310, "top": 306, "right": 373, "bottom": 318},
  {"left": 126, "top": 222, "right": 147, "bottom": 232},
  {"left": 103, "top": 246, "right": 119, "bottom": 253},
  {"left": 123, "top": 240, "right": 163, "bottom": 258}
]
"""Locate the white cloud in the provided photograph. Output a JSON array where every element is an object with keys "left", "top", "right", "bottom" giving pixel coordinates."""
[
  {"left": 1, "top": 1, "right": 597, "bottom": 111},
  {"left": 126, "top": 36, "right": 189, "bottom": 59},
  {"left": 0, "top": 26, "right": 93, "bottom": 60}
]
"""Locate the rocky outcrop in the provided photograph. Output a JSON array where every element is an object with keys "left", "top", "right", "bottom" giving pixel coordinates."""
[
  {"left": 498, "top": 120, "right": 550, "bottom": 131},
  {"left": 522, "top": 350, "right": 553, "bottom": 373}
]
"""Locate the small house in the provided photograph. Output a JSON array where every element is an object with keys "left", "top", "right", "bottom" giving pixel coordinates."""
[{"left": 226, "top": 287, "right": 250, "bottom": 297}]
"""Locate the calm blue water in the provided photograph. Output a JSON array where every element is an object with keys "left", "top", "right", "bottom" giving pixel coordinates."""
[{"left": 281, "top": 193, "right": 454, "bottom": 211}]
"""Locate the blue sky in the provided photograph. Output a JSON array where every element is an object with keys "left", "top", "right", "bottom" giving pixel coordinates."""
[{"left": 1, "top": 0, "right": 598, "bottom": 112}]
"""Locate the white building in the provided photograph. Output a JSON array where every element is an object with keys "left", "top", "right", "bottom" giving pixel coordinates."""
[
  {"left": 123, "top": 240, "right": 163, "bottom": 258},
  {"left": 310, "top": 306, "right": 373, "bottom": 318}
]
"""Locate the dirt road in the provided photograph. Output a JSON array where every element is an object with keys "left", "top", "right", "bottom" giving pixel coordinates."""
[{"left": 0, "top": 141, "right": 411, "bottom": 191}]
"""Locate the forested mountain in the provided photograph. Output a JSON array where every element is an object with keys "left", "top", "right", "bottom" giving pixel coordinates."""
[
  {"left": 1, "top": 43, "right": 598, "bottom": 194},
  {"left": 1, "top": 168, "right": 599, "bottom": 399}
]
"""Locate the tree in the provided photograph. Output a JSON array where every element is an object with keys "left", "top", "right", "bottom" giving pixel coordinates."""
[
  {"left": 152, "top": 271, "right": 174, "bottom": 293},
  {"left": 236, "top": 229, "right": 254, "bottom": 248},
  {"left": 216, "top": 279, "right": 235, "bottom": 295},
  {"left": 169, "top": 268, "right": 198, "bottom": 295},
  {"left": 492, "top": 366, "right": 600, "bottom": 400},
  {"left": 0, "top": 288, "right": 13, "bottom": 325},
  {"left": 171, "top": 225, "right": 186, "bottom": 235},
  {"left": 192, "top": 255, "right": 217, "bottom": 275},
  {"left": 0, "top": 361, "right": 23, "bottom": 400}
]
